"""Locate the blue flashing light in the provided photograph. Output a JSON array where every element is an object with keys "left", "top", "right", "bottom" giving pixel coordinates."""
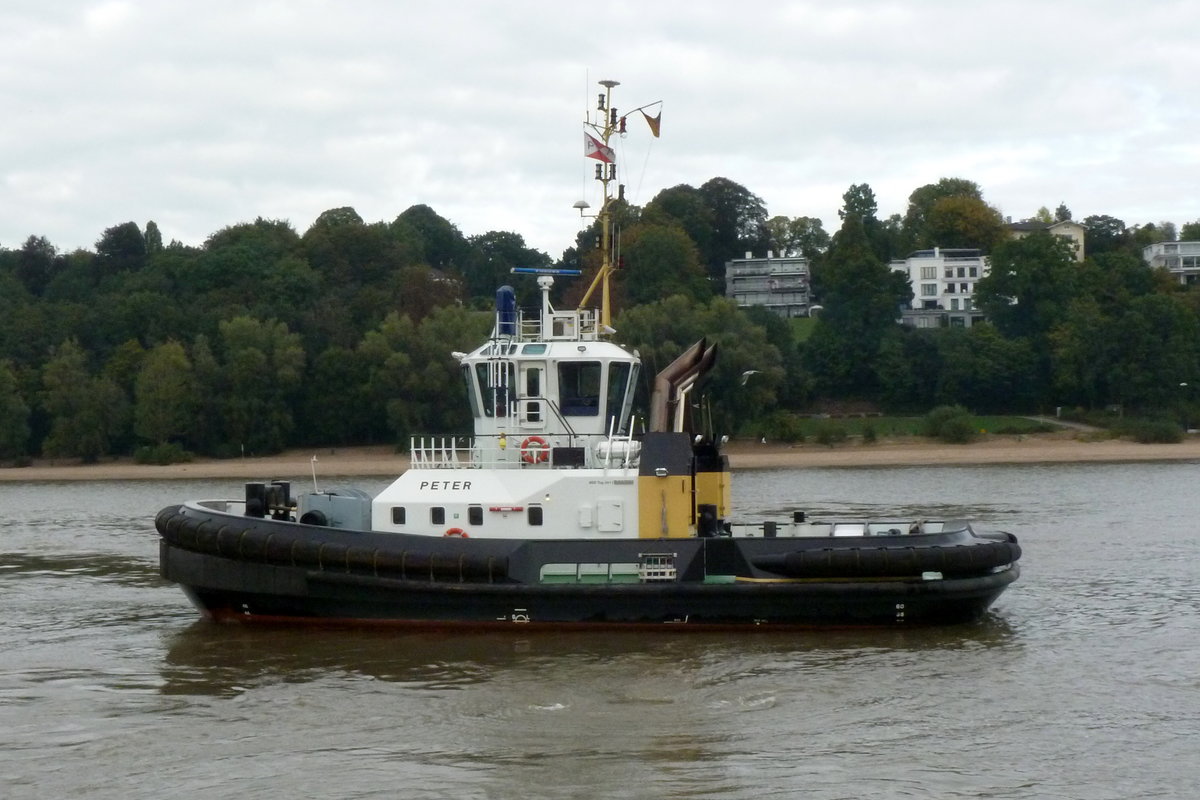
[{"left": 510, "top": 267, "right": 582, "bottom": 276}]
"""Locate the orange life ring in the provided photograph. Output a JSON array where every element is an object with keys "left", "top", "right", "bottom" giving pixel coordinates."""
[
  {"left": 520, "top": 435, "right": 549, "bottom": 464},
  {"left": 444, "top": 528, "right": 468, "bottom": 538}
]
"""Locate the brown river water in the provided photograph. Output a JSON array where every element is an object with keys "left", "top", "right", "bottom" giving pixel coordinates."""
[{"left": 2, "top": 463, "right": 1197, "bottom": 799}]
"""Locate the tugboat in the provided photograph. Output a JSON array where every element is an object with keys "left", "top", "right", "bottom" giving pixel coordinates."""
[{"left": 156, "top": 80, "right": 1020, "bottom": 628}]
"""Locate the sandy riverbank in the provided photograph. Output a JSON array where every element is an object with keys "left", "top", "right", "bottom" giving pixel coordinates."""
[{"left": 4, "top": 432, "right": 1200, "bottom": 483}]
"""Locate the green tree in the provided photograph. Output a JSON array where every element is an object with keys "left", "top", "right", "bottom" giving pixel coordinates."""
[
  {"left": 933, "top": 324, "right": 1037, "bottom": 411},
  {"left": 1050, "top": 297, "right": 1114, "bottom": 408},
  {"left": 461, "top": 231, "right": 551, "bottom": 300},
  {"left": 765, "top": 215, "right": 830, "bottom": 260},
  {"left": 404, "top": 305, "right": 493, "bottom": 435},
  {"left": 620, "top": 224, "right": 711, "bottom": 306},
  {"left": 1078, "top": 251, "right": 1156, "bottom": 310},
  {"left": 188, "top": 335, "right": 224, "bottom": 454},
  {"left": 1180, "top": 220, "right": 1200, "bottom": 241},
  {"left": 838, "top": 182, "right": 897, "bottom": 262},
  {"left": 840, "top": 183, "right": 878, "bottom": 222},
  {"left": 297, "top": 345, "right": 375, "bottom": 445},
  {"left": 393, "top": 204, "right": 471, "bottom": 270},
  {"left": 16, "top": 235, "right": 58, "bottom": 296},
  {"left": 358, "top": 312, "right": 416, "bottom": 442},
  {"left": 94, "top": 221, "right": 147, "bottom": 279},
  {"left": 974, "top": 231, "right": 1079, "bottom": 341},
  {"left": 902, "top": 178, "right": 984, "bottom": 251},
  {"left": 0, "top": 359, "right": 31, "bottom": 459},
  {"left": 358, "top": 306, "right": 492, "bottom": 445},
  {"left": 301, "top": 209, "right": 410, "bottom": 287},
  {"left": 134, "top": 341, "right": 196, "bottom": 445},
  {"left": 1080, "top": 214, "right": 1129, "bottom": 256},
  {"left": 41, "top": 339, "right": 128, "bottom": 461},
  {"left": 925, "top": 195, "right": 1008, "bottom": 252},
  {"left": 806, "top": 201, "right": 911, "bottom": 397},
  {"left": 642, "top": 184, "right": 714, "bottom": 260},
  {"left": 144, "top": 221, "right": 163, "bottom": 256},
  {"left": 189, "top": 218, "right": 302, "bottom": 302},
  {"left": 1106, "top": 294, "right": 1200, "bottom": 412},
  {"left": 217, "top": 317, "right": 305, "bottom": 454},
  {"left": 698, "top": 177, "right": 769, "bottom": 287},
  {"left": 1129, "top": 222, "right": 1163, "bottom": 250}
]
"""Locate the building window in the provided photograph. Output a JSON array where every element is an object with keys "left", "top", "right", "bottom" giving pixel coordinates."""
[
  {"left": 920, "top": 266, "right": 936, "bottom": 279},
  {"left": 946, "top": 284, "right": 956, "bottom": 293},
  {"left": 960, "top": 283, "right": 969, "bottom": 293},
  {"left": 957, "top": 267, "right": 965, "bottom": 278},
  {"left": 969, "top": 267, "right": 978, "bottom": 277},
  {"left": 921, "top": 283, "right": 937, "bottom": 296},
  {"left": 944, "top": 269, "right": 953, "bottom": 278}
]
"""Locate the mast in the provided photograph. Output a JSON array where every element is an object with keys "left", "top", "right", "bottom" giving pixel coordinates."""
[{"left": 577, "top": 79, "right": 660, "bottom": 330}]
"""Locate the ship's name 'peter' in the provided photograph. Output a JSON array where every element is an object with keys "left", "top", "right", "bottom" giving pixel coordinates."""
[{"left": 419, "top": 481, "right": 473, "bottom": 491}]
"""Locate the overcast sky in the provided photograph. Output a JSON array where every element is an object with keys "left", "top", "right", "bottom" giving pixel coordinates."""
[{"left": 3, "top": 1, "right": 1198, "bottom": 259}]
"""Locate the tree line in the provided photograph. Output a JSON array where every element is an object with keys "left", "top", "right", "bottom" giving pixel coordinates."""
[{"left": 2, "top": 177, "right": 1198, "bottom": 463}]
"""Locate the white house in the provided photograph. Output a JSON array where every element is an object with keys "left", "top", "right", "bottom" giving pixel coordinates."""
[
  {"left": 890, "top": 247, "right": 989, "bottom": 328},
  {"left": 1143, "top": 241, "right": 1200, "bottom": 285}
]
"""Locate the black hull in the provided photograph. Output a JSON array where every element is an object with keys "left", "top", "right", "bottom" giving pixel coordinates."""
[{"left": 157, "top": 504, "right": 1020, "bottom": 629}]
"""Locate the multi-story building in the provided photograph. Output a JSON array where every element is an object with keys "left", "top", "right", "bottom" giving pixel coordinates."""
[
  {"left": 1007, "top": 219, "right": 1087, "bottom": 261},
  {"left": 724, "top": 252, "right": 811, "bottom": 318},
  {"left": 1143, "top": 241, "right": 1200, "bottom": 285},
  {"left": 890, "top": 247, "right": 988, "bottom": 328}
]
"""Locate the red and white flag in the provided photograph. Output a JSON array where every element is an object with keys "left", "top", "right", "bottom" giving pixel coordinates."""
[{"left": 584, "top": 132, "right": 615, "bottom": 164}]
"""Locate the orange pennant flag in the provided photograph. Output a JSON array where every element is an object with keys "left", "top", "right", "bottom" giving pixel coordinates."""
[{"left": 641, "top": 108, "right": 661, "bottom": 138}]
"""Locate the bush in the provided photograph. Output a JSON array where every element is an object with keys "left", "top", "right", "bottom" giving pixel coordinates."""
[
  {"left": 754, "top": 411, "right": 806, "bottom": 443},
  {"left": 134, "top": 442, "right": 194, "bottom": 465},
  {"left": 815, "top": 422, "right": 848, "bottom": 447},
  {"left": 1123, "top": 419, "right": 1184, "bottom": 444},
  {"left": 862, "top": 423, "right": 878, "bottom": 444},
  {"left": 923, "top": 405, "right": 977, "bottom": 444}
]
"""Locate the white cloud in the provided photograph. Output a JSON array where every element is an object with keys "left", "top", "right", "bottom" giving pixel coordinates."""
[{"left": 2, "top": 0, "right": 1199, "bottom": 257}]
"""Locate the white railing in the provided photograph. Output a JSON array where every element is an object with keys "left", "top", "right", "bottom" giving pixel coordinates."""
[{"left": 409, "top": 436, "right": 474, "bottom": 468}]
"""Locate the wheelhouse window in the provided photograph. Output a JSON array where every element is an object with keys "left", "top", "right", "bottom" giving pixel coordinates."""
[
  {"left": 606, "top": 361, "right": 637, "bottom": 435},
  {"left": 475, "top": 362, "right": 515, "bottom": 417},
  {"left": 559, "top": 361, "right": 601, "bottom": 416},
  {"left": 468, "top": 506, "right": 483, "bottom": 526},
  {"left": 391, "top": 507, "right": 406, "bottom": 525},
  {"left": 528, "top": 506, "right": 544, "bottom": 526},
  {"left": 462, "top": 366, "right": 481, "bottom": 418},
  {"left": 431, "top": 507, "right": 445, "bottom": 525}
]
